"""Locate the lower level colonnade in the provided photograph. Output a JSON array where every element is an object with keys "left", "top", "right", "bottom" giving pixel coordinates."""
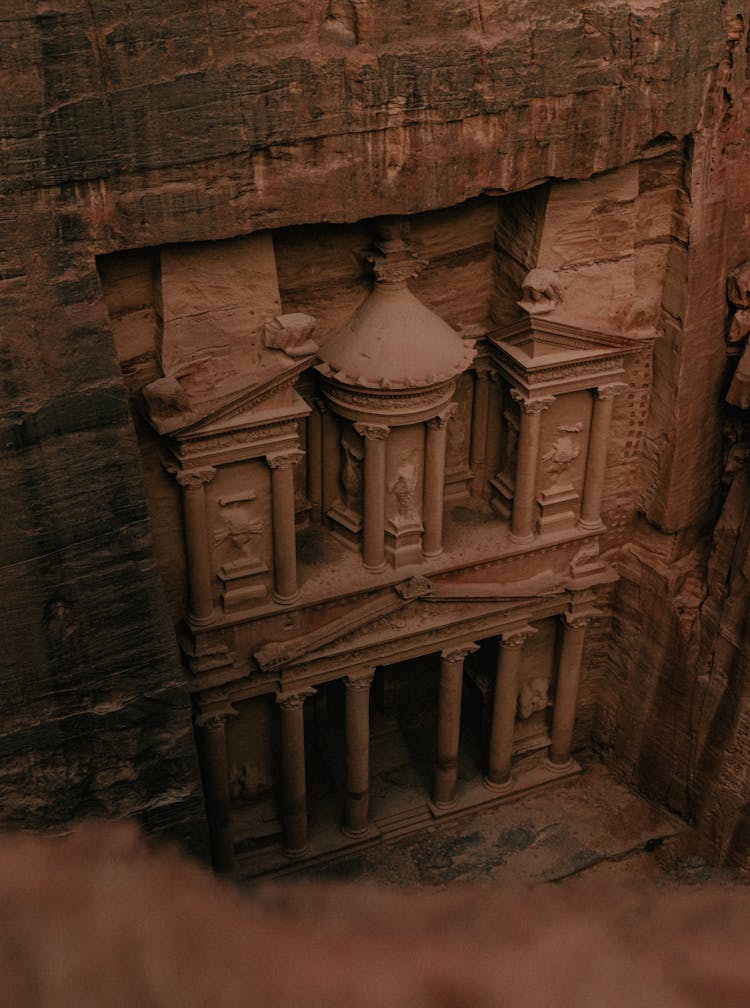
[{"left": 197, "top": 615, "right": 591, "bottom": 871}]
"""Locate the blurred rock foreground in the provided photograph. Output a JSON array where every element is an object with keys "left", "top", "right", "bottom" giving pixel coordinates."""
[{"left": 3, "top": 818, "right": 750, "bottom": 1008}]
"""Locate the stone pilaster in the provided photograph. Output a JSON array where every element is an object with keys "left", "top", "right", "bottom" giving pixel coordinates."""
[
  {"left": 276, "top": 687, "right": 316, "bottom": 857},
  {"left": 423, "top": 406, "right": 455, "bottom": 558},
  {"left": 171, "top": 465, "right": 217, "bottom": 625},
  {"left": 469, "top": 366, "right": 494, "bottom": 497},
  {"left": 321, "top": 402, "right": 340, "bottom": 519},
  {"left": 484, "top": 626, "right": 536, "bottom": 792},
  {"left": 509, "top": 392, "right": 555, "bottom": 544},
  {"left": 548, "top": 615, "right": 589, "bottom": 769},
  {"left": 307, "top": 398, "right": 325, "bottom": 524},
  {"left": 342, "top": 669, "right": 375, "bottom": 838},
  {"left": 578, "top": 383, "right": 627, "bottom": 531},
  {"left": 433, "top": 643, "right": 479, "bottom": 808},
  {"left": 353, "top": 422, "right": 390, "bottom": 571},
  {"left": 194, "top": 701, "right": 236, "bottom": 875},
  {"left": 266, "top": 450, "right": 304, "bottom": 604}
]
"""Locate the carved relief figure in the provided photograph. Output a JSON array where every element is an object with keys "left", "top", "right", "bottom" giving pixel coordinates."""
[
  {"left": 446, "top": 408, "right": 467, "bottom": 470},
  {"left": 517, "top": 677, "right": 550, "bottom": 720},
  {"left": 340, "top": 430, "right": 364, "bottom": 514},
  {"left": 501, "top": 416, "right": 519, "bottom": 477},
  {"left": 214, "top": 500, "right": 264, "bottom": 572},
  {"left": 388, "top": 450, "right": 419, "bottom": 524},
  {"left": 542, "top": 424, "right": 583, "bottom": 488}
]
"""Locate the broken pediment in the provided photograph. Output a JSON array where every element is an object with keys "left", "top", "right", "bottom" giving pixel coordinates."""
[{"left": 142, "top": 350, "right": 315, "bottom": 437}]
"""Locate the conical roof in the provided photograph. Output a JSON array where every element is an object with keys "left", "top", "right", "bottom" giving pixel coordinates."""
[{"left": 319, "top": 281, "right": 474, "bottom": 390}]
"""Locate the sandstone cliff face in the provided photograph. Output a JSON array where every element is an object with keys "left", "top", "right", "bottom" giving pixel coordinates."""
[
  {"left": 593, "top": 8, "right": 750, "bottom": 871},
  {"left": 0, "top": 0, "right": 744, "bottom": 851}
]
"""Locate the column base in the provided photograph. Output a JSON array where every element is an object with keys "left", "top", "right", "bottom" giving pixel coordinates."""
[
  {"left": 422, "top": 546, "right": 444, "bottom": 559},
  {"left": 340, "top": 823, "right": 369, "bottom": 840},
  {"left": 273, "top": 591, "right": 299, "bottom": 606},
  {"left": 363, "top": 560, "right": 387, "bottom": 573},
  {"left": 509, "top": 531, "right": 535, "bottom": 546},
  {"left": 577, "top": 517, "right": 605, "bottom": 532},
  {"left": 429, "top": 797, "right": 458, "bottom": 816},
  {"left": 283, "top": 843, "right": 310, "bottom": 860},
  {"left": 544, "top": 755, "right": 575, "bottom": 774},
  {"left": 482, "top": 774, "right": 514, "bottom": 795},
  {"left": 189, "top": 610, "right": 217, "bottom": 628}
]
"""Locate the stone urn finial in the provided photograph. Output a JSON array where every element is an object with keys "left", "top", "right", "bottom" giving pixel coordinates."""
[
  {"left": 368, "top": 216, "right": 427, "bottom": 286},
  {"left": 518, "top": 267, "right": 564, "bottom": 316}
]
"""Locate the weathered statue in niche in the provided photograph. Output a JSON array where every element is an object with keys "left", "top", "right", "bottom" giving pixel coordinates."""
[
  {"left": 726, "top": 262, "right": 750, "bottom": 408},
  {"left": 541, "top": 424, "right": 583, "bottom": 489},
  {"left": 517, "top": 677, "right": 550, "bottom": 720},
  {"left": 214, "top": 501, "right": 264, "bottom": 573},
  {"left": 446, "top": 408, "right": 467, "bottom": 470},
  {"left": 389, "top": 450, "right": 419, "bottom": 524},
  {"left": 340, "top": 429, "right": 364, "bottom": 515}
]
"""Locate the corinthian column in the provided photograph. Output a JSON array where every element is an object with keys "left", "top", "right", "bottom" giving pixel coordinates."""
[
  {"left": 194, "top": 702, "right": 236, "bottom": 875},
  {"left": 342, "top": 669, "right": 375, "bottom": 838},
  {"left": 171, "top": 465, "right": 217, "bottom": 625},
  {"left": 353, "top": 422, "right": 390, "bottom": 571},
  {"left": 266, "top": 450, "right": 304, "bottom": 604},
  {"left": 509, "top": 391, "right": 555, "bottom": 544},
  {"left": 276, "top": 688, "right": 316, "bottom": 857},
  {"left": 433, "top": 643, "right": 479, "bottom": 808},
  {"left": 578, "top": 383, "right": 627, "bottom": 531},
  {"left": 548, "top": 615, "right": 589, "bottom": 769},
  {"left": 423, "top": 406, "right": 455, "bottom": 558},
  {"left": 484, "top": 626, "right": 536, "bottom": 792}
]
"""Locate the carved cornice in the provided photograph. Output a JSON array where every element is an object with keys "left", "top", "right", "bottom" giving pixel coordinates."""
[{"left": 179, "top": 420, "right": 298, "bottom": 459}]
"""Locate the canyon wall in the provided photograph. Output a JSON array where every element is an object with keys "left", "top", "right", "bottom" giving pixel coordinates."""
[{"left": 2, "top": 0, "right": 748, "bottom": 859}]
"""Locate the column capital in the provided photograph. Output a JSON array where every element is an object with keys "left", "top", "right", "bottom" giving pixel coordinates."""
[
  {"left": 194, "top": 701, "right": 237, "bottom": 729},
  {"left": 164, "top": 462, "right": 217, "bottom": 488},
  {"left": 266, "top": 449, "right": 305, "bottom": 470},
  {"left": 441, "top": 642, "right": 479, "bottom": 663},
  {"left": 500, "top": 625, "right": 537, "bottom": 648},
  {"left": 344, "top": 669, "right": 375, "bottom": 691},
  {"left": 510, "top": 389, "right": 556, "bottom": 414},
  {"left": 354, "top": 422, "right": 390, "bottom": 441},
  {"left": 311, "top": 396, "right": 328, "bottom": 415},
  {"left": 595, "top": 382, "right": 628, "bottom": 401},
  {"left": 276, "top": 687, "right": 316, "bottom": 709},
  {"left": 474, "top": 363, "right": 498, "bottom": 382},
  {"left": 562, "top": 613, "right": 590, "bottom": 630},
  {"left": 426, "top": 404, "right": 457, "bottom": 430}
]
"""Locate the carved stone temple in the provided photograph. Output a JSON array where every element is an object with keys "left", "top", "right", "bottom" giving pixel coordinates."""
[{"left": 97, "top": 213, "right": 639, "bottom": 876}]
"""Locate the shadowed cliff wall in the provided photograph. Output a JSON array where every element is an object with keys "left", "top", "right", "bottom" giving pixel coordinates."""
[{"left": 1, "top": 0, "right": 744, "bottom": 854}]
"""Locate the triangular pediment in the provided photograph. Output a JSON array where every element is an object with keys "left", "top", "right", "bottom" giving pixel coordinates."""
[
  {"left": 253, "top": 566, "right": 616, "bottom": 674},
  {"left": 142, "top": 349, "right": 316, "bottom": 436}
]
